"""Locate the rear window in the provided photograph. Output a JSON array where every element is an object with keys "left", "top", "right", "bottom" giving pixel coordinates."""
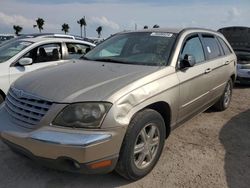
[{"left": 202, "top": 35, "right": 221, "bottom": 60}]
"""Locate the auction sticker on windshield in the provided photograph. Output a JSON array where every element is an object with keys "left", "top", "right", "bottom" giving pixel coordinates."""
[
  {"left": 150, "top": 32, "right": 173, "bottom": 37},
  {"left": 20, "top": 42, "right": 32, "bottom": 46}
]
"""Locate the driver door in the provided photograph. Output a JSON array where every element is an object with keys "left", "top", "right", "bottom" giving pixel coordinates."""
[{"left": 176, "top": 34, "right": 212, "bottom": 124}]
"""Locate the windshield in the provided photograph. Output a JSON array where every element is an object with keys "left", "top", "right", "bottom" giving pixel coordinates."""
[
  {"left": 0, "top": 35, "right": 14, "bottom": 43},
  {"left": 0, "top": 40, "right": 33, "bottom": 63},
  {"left": 85, "top": 32, "right": 176, "bottom": 66}
]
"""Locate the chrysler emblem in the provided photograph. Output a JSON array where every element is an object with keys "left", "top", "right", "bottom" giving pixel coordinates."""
[{"left": 12, "top": 88, "right": 24, "bottom": 98}]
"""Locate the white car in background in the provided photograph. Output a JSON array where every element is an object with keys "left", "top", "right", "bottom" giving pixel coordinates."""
[{"left": 0, "top": 36, "right": 95, "bottom": 103}]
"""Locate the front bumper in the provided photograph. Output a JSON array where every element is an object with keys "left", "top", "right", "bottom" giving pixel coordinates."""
[
  {"left": 0, "top": 106, "right": 126, "bottom": 173},
  {"left": 236, "top": 68, "right": 250, "bottom": 84},
  {"left": 3, "top": 138, "right": 118, "bottom": 174}
]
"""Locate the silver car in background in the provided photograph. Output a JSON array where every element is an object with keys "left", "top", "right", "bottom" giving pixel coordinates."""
[
  {"left": 218, "top": 26, "right": 250, "bottom": 84},
  {"left": 235, "top": 49, "right": 250, "bottom": 84},
  {"left": 0, "top": 28, "right": 236, "bottom": 180}
]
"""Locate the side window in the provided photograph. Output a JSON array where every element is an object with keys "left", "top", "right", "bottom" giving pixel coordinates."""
[
  {"left": 202, "top": 35, "right": 221, "bottom": 60},
  {"left": 181, "top": 36, "right": 205, "bottom": 64},
  {"left": 24, "top": 43, "right": 62, "bottom": 63},
  {"left": 66, "top": 43, "right": 92, "bottom": 59},
  {"left": 217, "top": 37, "right": 232, "bottom": 55}
]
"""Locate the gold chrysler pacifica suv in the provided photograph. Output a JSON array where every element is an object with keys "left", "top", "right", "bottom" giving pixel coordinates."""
[{"left": 0, "top": 28, "right": 236, "bottom": 180}]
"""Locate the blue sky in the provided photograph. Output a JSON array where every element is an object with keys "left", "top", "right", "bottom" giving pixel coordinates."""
[{"left": 0, "top": 0, "right": 249, "bottom": 37}]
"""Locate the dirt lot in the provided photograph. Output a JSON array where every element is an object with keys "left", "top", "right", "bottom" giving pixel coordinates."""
[{"left": 0, "top": 85, "right": 249, "bottom": 188}]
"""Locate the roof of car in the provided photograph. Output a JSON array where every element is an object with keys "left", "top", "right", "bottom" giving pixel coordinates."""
[
  {"left": 132, "top": 28, "right": 183, "bottom": 33},
  {"left": 120, "top": 27, "right": 219, "bottom": 34},
  {"left": 17, "top": 37, "right": 96, "bottom": 46}
]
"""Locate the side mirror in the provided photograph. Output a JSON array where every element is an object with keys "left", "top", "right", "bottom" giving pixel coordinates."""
[
  {"left": 18, "top": 57, "right": 33, "bottom": 66},
  {"left": 180, "top": 54, "right": 196, "bottom": 69}
]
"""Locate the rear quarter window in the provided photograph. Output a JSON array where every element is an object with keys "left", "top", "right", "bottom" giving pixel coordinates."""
[{"left": 217, "top": 37, "right": 232, "bottom": 55}]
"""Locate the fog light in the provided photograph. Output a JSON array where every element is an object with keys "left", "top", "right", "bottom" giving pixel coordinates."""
[{"left": 89, "top": 160, "right": 112, "bottom": 169}]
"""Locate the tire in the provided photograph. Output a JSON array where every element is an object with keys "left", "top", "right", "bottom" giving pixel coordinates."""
[
  {"left": 115, "top": 109, "right": 166, "bottom": 180},
  {"left": 0, "top": 94, "right": 4, "bottom": 104},
  {"left": 214, "top": 79, "right": 233, "bottom": 111}
]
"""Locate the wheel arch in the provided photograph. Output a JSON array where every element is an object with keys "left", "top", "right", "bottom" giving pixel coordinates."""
[
  {"left": 0, "top": 89, "right": 6, "bottom": 99},
  {"left": 145, "top": 101, "right": 171, "bottom": 138},
  {"left": 231, "top": 74, "right": 236, "bottom": 83}
]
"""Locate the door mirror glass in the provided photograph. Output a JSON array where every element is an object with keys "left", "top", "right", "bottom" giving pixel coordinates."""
[
  {"left": 180, "top": 54, "right": 196, "bottom": 69},
  {"left": 18, "top": 57, "right": 33, "bottom": 66}
]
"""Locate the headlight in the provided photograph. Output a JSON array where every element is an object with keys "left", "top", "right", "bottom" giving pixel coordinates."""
[{"left": 53, "top": 102, "right": 112, "bottom": 128}]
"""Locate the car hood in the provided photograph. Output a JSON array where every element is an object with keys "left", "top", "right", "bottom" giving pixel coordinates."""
[{"left": 13, "top": 60, "right": 160, "bottom": 103}]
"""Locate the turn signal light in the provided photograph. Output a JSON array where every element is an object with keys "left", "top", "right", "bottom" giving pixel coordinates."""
[{"left": 89, "top": 160, "right": 112, "bottom": 169}]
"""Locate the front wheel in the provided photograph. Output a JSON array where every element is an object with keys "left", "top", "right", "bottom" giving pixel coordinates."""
[
  {"left": 214, "top": 79, "right": 233, "bottom": 111},
  {"left": 115, "top": 109, "right": 166, "bottom": 180}
]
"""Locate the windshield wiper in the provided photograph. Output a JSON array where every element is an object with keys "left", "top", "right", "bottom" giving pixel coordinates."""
[
  {"left": 91, "top": 58, "right": 131, "bottom": 64},
  {"left": 80, "top": 55, "right": 89, "bottom": 60},
  {"left": 81, "top": 57, "right": 161, "bottom": 66}
]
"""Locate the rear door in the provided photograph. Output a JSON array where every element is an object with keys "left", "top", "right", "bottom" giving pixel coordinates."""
[
  {"left": 9, "top": 43, "right": 64, "bottom": 83},
  {"left": 176, "top": 34, "right": 213, "bottom": 123},
  {"left": 200, "top": 34, "right": 231, "bottom": 101},
  {"left": 215, "top": 36, "right": 236, "bottom": 95}
]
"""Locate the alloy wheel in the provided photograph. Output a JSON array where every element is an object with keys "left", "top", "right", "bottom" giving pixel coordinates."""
[
  {"left": 133, "top": 123, "right": 160, "bottom": 169},
  {"left": 224, "top": 82, "right": 232, "bottom": 107}
]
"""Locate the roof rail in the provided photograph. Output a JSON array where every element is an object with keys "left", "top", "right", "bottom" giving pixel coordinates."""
[{"left": 46, "top": 34, "right": 75, "bottom": 39}]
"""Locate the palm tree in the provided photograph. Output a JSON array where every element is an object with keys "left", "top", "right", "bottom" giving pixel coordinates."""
[
  {"left": 144, "top": 25, "right": 148, "bottom": 29},
  {"left": 13, "top": 25, "right": 23, "bottom": 35},
  {"left": 77, "top": 17, "right": 87, "bottom": 38},
  {"left": 96, "top": 26, "right": 102, "bottom": 38},
  {"left": 61, "top": 23, "right": 70, "bottom": 34},
  {"left": 153, "top": 24, "right": 160, "bottom": 28},
  {"left": 33, "top": 18, "right": 45, "bottom": 33}
]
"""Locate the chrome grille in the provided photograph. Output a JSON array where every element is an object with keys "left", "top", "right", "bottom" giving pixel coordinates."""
[{"left": 5, "top": 87, "right": 53, "bottom": 129}]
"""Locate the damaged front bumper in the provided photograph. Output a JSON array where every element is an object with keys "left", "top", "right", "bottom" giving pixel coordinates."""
[{"left": 0, "top": 105, "right": 125, "bottom": 174}]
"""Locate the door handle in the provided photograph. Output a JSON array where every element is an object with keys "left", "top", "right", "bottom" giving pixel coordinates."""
[
  {"left": 224, "top": 61, "right": 230, "bottom": 65},
  {"left": 205, "top": 68, "right": 212, "bottom": 74}
]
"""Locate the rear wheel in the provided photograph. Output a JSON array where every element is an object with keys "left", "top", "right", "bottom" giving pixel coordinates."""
[
  {"left": 214, "top": 79, "right": 233, "bottom": 111},
  {"left": 115, "top": 109, "right": 166, "bottom": 180}
]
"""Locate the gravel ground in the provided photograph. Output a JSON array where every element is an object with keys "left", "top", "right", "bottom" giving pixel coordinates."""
[{"left": 0, "top": 85, "right": 249, "bottom": 188}]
